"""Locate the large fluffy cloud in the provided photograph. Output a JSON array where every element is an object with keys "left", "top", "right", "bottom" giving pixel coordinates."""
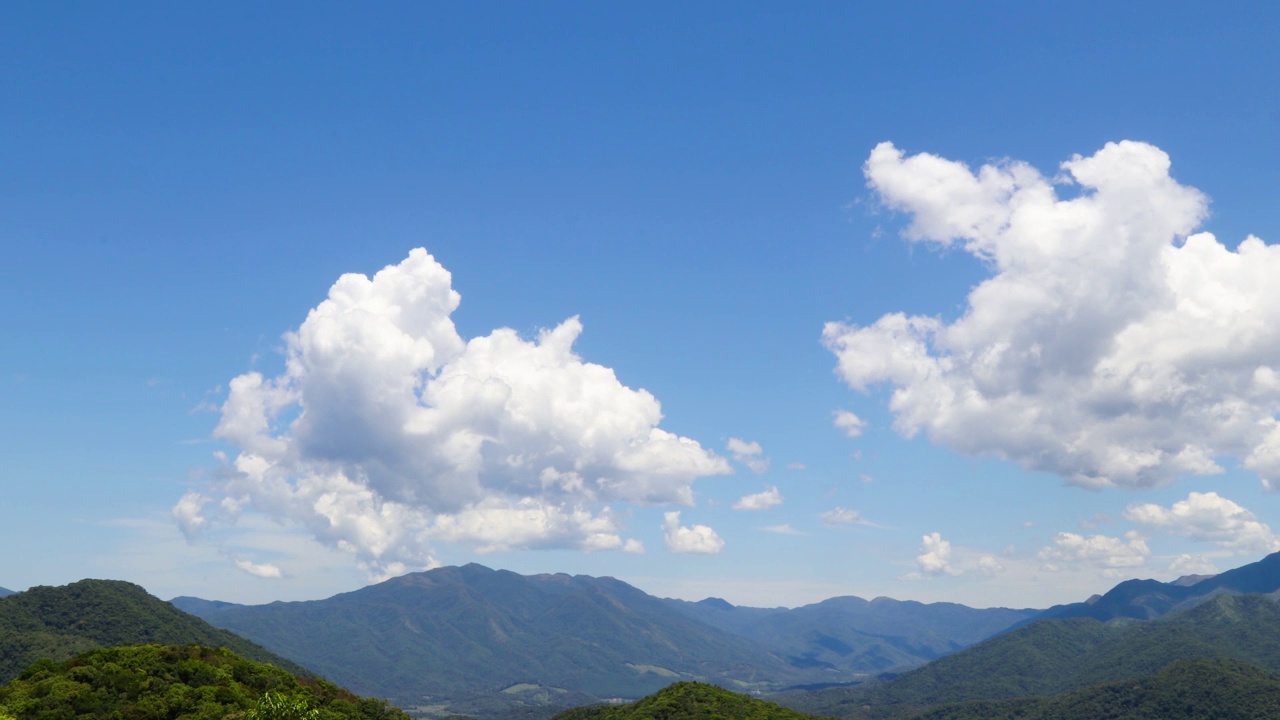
[
  {"left": 1125, "top": 491, "right": 1280, "bottom": 554},
  {"left": 826, "top": 141, "right": 1280, "bottom": 489},
  {"left": 176, "top": 249, "right": 730, "bottom": 577}
]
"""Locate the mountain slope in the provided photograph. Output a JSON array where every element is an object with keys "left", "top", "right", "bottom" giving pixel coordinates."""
[
  {"left": 784, "top": 593, "right": 1280, "bottom": 718},
  {"left": 666, "top": 595, "right": 1036, "bottom": 675},
  {"left": 910, "top": 659, "right": 1280, "bottom": 720},
  {"left": 181, "top": 564, "right": 812, "bottom": 715},
  {"left": 0, "top": 588, "right": 13, "bottom": 599},
  {"left": 0, "top": 579, "right": 309, "bottom": 683},
  {"left": 0, "top": 644, "right": 408, "bottom": 720},
  {"left": 552, "top": 681, "right": 821, "bottom": 720}
]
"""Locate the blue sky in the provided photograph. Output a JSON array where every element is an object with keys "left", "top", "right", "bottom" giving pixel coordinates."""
[{"left": 4, "top": 2, "right": 1280, "bottom": 609}]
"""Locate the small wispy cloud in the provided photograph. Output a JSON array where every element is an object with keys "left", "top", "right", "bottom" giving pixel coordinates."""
[
  {"left": 761, "top": 524, "right": 805, "bottom": 536},
  {"left": 727, "top": 437, "right": 770, "bottom": 473},
  {"left": 234, "top": 559, "right": 285, "bottom": 579}
]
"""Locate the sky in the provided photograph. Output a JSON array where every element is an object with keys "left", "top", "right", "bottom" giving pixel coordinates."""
[{"left": 3, "top": 2, "right": 1280, "bottom": 610}]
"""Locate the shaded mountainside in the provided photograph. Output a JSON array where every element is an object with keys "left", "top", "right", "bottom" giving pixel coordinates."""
[
  {"left": 665, "top": 595, "right": 1036, "bottom": 675},
  {"left": 0, "top": 644, "right": 408, "bottom": 720},
  {"left": 910, "top": 659, "right": 1280, "bottom": 720},
  {"left": 551, "top": 682, "right": 821, "bottom": 720},
  {"left": 1024, "top": 550, "right": 1280, "bottom": 625},
  {"left": 178, "top": 564, "right": 815, "bottom": 715},
  {"left": 0, "top": 579, "right": 309, "bottom": 684},
  {"left": 783, "top": 593, "right": 1280, "bottom": 718},
  {"left": 0, "top": 588, "right": 13, "bottom": 599}
]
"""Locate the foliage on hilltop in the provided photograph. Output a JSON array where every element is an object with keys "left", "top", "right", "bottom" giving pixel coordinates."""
[
  {"left": 551, "top": 682, "right": 824, "bottom": 720},
  {"left": 0, "top": 644, "right": 408, "bottom": 720},
  {"left": 0, "top": 579, "right": 308, "bottom": 684}
]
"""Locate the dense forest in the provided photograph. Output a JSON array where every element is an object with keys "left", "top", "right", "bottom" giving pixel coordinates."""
[{"left": 0, "top": 644, "right": 408, "bottom": 720}]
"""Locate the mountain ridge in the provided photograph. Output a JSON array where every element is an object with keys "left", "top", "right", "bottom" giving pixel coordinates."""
[
  {"left": 176, "top": 563, "right": 1036, "bottom": 717},
  {"left": 0, "top": 578, "right": 310, "bottom": 684}
]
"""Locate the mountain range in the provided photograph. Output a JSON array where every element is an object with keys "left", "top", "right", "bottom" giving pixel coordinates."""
[
  {"left": 664, "top": 595, "right": 1036, "bottom": 677},
  {"left": 0, "top": 587, "right": 13, "bottom": 599},
  {"left": 7, "top": 552, "right": 1280, "bottom": 719},
  {"left": 173, "top": 563, "right": 1034, "bottom": 716}
]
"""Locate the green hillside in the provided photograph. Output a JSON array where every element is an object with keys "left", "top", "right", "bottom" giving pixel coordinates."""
[
  {"left": 912, "top": 659, "right": 1280, "bottom": 720},
  {"left": 551, "top": 682, "right": 823, "bottom": 720},
  {"left": 786, "top": 594, "right": 1280, "bottom": 718},
  {"left": 0, "top": 579, "right": 309, "bottom": 684},
  {"left": 0, "top": 644, "right": 408, "bottom": 720}
]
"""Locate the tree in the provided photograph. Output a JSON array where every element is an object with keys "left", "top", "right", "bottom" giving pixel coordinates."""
[{"left": 248, "top": 692, "right": 320, "bottom": 720}]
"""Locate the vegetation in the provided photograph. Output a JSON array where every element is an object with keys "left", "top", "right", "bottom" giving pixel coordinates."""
[
  {"left": 0, "top": 579, "right": 308, "bottom": 684},
  {"left": 0, "top": 644, "right": 408, "bottom": 720},
  {"left": 550, "top": 682, "right": 823, "bottom": 720}
]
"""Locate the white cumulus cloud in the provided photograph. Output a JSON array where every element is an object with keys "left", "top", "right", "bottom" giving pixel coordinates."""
[
  {"left": 826, "top": 141, "right": 1280, "bottom": 490},
  {"left": 1124, "top": 491, "right": 1280, "bottom": 554},
  {"left": 916, "top": 532, "right": 960, "bottom": 576},
  {"left": 177, "top": 249, "right": 730, "bottom": 578},
  {"left": 1038, "top": 531, "right": 1150, "bottom": 572},
  {"left": 727, "top": 437, "right": 770, "bottom": 473},
  {"left": 662, "top": 511, "right": 725, "bottom": 554},
  {"left": 732, "top": 486, "right": 783, "bottom": 511},
  {"left": 906, "top": 533, "right": 1002, "bottom": 579}
]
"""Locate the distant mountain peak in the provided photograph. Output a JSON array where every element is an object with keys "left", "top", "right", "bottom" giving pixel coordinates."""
[
  {"left": 695, "top": 597, "right": 735, "bottom": 611},
  {"left": 1173, "top": 573, "right": 1216, "bottom": 586}
]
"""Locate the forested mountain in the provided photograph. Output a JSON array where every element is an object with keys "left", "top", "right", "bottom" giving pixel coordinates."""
[
  {"left": 665, "top": 595, "right": 1036, "bottom": 675},
  {"left": 0, "top": 588, "right": 13, "bottom": 599},
  {"left": 1025, "top": 550, "right": 1280, "bottom": 625},
  {"left": 783, "top": 594, "right": 1280, "bottom": 718},
  {"left": 551, "top": 682, "right": 822, "bottom": 720},
  {"left": 178, "top": 564, "right": 1038, "bottom": 717},
  {"left": 0, "top": 579, "right": 308, "bottom": 684},
  {"left": 0, "top": 644, "right": 408, "bottom": 720},
  {"left": 178, "top": 564, "right": 811, "bottom": 716}
]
